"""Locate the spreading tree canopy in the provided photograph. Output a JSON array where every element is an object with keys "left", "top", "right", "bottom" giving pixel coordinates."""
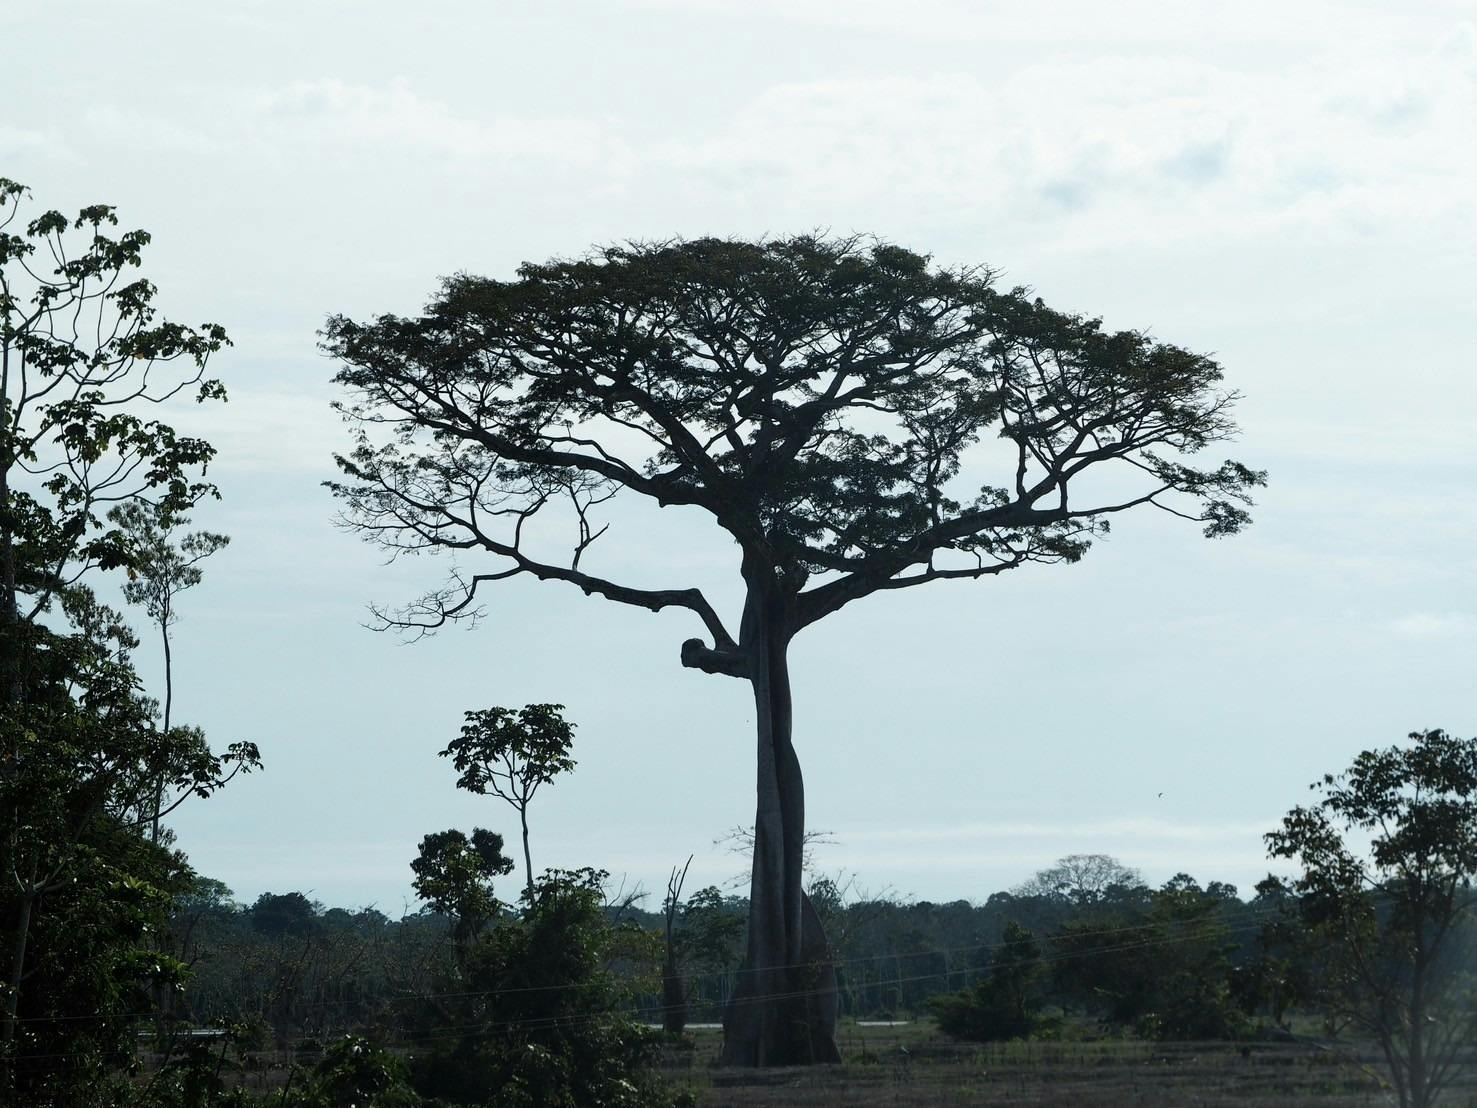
[{"left": 326, "top": 235, "right": 1262, "bottom": 1065}]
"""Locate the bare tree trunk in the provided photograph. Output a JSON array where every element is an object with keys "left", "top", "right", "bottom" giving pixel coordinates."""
[
  {"left": 720, "top": 587, "right": 839, "bottom": 1066},
  {"left": 663, "top": 857, "right": 691, "bottom": 1034},
  {"left": 662, "top": 950, "right": 687, "bottom": 1034},
  {"left": 520, "top": 808, "right": 533, "bottom": 904},
  {"left": 151, "top": 623, "right": 173, "bottom": 845}
]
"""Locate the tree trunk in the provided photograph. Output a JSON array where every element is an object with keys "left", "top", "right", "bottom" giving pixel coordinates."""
[
  {"left": 520, "top": 808, "right": 534, "bottom": 903},
  {"left": 720, "top": 590, "right": 839, "bottom": 1066},
  {"left": 151, "top": 622, "right": 173, "bottom": 845},
  {"left": 3, "top": 883, "right": 35, "bottom": 1053},
  {"left": 0, "top": 450, "right": 22, "bottom": 707},
  {"left": 662, "top": 949, "right": 687, "bottom": 1034},
  {"left": 1407, "top": 943, "right": 1429, "bottom": 1108}
]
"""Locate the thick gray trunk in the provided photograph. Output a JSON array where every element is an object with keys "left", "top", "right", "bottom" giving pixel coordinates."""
[{"left": 719, "top": 586, "right": 839, "bottom": 1066}]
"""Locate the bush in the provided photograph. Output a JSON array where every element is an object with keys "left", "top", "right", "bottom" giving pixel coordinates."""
[
  {"left": 288, "top": 1036, "right": 422, "bottom": 1108},
  {"left": 409, "top": 868, "right": 685, "bottom": 1107},
  {"left": 929, "top": 921, "right": 1043, "bottom": 1043},
  {"left": 930, "top": 979, "right": 1037, "bottom": 1042}
]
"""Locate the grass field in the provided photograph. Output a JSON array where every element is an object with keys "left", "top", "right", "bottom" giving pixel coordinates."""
[{"left": 659, "top": 1021, "right": 1477, "bottom": 1107}]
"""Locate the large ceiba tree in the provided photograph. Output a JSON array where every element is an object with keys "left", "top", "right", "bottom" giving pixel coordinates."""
[{"left": 325, "top": 236, "right": 1262, "bottom": 1066}]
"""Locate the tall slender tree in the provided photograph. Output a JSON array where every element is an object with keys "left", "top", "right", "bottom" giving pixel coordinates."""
[
  {"left": 109, "top": 502, "right": 229, "bottom": 842},
  {"left": 441, "top": 704, "right": 577, "bottom": 902},
  {"left": 0, "top": 178, "right": 249, "bottom": 1091},
  {"left": 325, "top": 235, "right": 1262, "bottom": 1065}
]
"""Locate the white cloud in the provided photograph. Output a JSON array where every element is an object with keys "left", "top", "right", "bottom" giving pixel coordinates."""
[
  {"left": 647, "top": 41, "right": 1476, "bottom": 250},
  {"left": 624, "top": 0, "right": 1384, "bottom": 50},
  {"left": 0, "top": 125, "right": 79, "bottom": 163},
  {"left": 254, "top": 78, "right": 622, "bottom": 167},
  {"left": 166, "top": 385, "right": 343, "bottom": 474},
  {"left": 1390, "top": 612, "right": 1474, "bottom": 639},
  {"left": 83, "top": 106, "right": 219, "bottom": 154},
  {"left": 836, "top": 817, "right": 1273, "bottom": 845}
]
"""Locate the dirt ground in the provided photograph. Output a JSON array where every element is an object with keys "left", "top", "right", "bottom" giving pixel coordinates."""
[{"left": 660, "top": 1023, "right": 1477, "bottom": 1107}]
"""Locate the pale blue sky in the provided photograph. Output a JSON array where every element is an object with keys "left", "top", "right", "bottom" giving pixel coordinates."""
[{"left": 6, "top": 0, "right": 1474, "bottom": 911}]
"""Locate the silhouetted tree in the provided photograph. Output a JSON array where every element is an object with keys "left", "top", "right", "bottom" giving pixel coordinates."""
[
  {"left": 326, "top": 235, "right": 1262, "bottom": 1064},
  {"left": 1267, "top": 729, "right": 1477, "bottom": 1108},
  {"left": 440, "top": 704, "right": 576, "bottom": 901},
  {"left": 660, "top": 856, "right": 693, "bottom": 1033},
  {"left": 1014, "top": 854, "right": 1145, "bottom": 907},
  {"left": 1236, "top": 875, "right": 1320, "bottom": 1031},
  {"left": 250, "top": 892, "right": 320, "bottom": 939},
  {"left": 0, "top": 177, "right": 244, "bottom": 1094},
  {"left": 410, "top": 868, "right": 680, "bottom": 1107},
  {"left": 109, "top": 502, "right": 229, "bottom": 842},
  {"left": 0, "top": 177, "right": 225, "bottom": 700},
  {"left": 410, "top": 828, "right": 514, "bottom": 961}
]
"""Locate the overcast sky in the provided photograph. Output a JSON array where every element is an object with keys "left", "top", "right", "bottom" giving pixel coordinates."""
[{"left": 6, "top": 0, "right": 1475, "bottom": 913}]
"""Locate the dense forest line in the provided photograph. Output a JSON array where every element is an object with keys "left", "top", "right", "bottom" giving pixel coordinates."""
[{"left": 174, "top": 858, "right": 1297, "bottom": 1045}]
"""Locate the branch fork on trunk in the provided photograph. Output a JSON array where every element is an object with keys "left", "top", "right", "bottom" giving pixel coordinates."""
[{"left": 681, "top": 637, "right": 750, "bottom": 678}]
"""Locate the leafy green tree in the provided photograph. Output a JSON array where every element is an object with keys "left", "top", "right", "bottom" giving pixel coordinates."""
[
  {"left": 1048, "top": 875, "right": 1244, "bottom": 1039},
  {"left": 326, "top": 235, "right": 1262, "bottom": 1064},
  {"left": 441, "top": 704, "right": 576, "bottom": 901},
  {"left": 109, "top": 501, "right": 229, "bottom": 842},
  {"left": 1267, "top": 728, "right": 1477, "bottom": 1108},
  {"left": 0, "top": 177, "right": 225, "bottom": 698},
  {"left": 1140, "top": 875, "right": 1246, "bottom": 1041},
  {"left": 0, "top": 590, "right": 256, "bottom": 1099},
  {"left": 930, "top": 920, "right": 1043, "bottom": 1042},
  {"left": 0, "top": 177, "right": 248, "bottom": 1095},
  {"left": 285, "top": 1035, "right": 423, "bottom": 1108},
  {"left": 8, "top": 819, "right": 194, "bottom": 1104},
  {"left": 248, "top": 892, "right": 320, "bottom": 940},
  {"left": 411, "top": 828, "right": 514, "bottom": 960},
  {"left": 410, "top": 867, "right": 686, "bottom": 1108},
  {"left": 1229, "top": 875, "right": 1320, "bottom": 1032},
  {"left": 1014, "top": 854, "right": 1145, "bottom": 907}
]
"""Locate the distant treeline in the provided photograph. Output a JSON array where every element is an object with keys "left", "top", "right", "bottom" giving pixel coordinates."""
[{"left": 173, "top": 856, "right": 1310, "bottom": 1046}]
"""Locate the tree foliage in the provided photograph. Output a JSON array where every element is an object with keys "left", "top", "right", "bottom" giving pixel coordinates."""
[
  {"left": 0, "top": 178, "right": 253, "bottom": 1101},
  {"left": 326, "top": 235, "right": 1261, "bottom": 642},
  {"left": 441, "top": 704, "right": 576, "bottom": 900},
  {"left": 110, "top": 502, "right": 230, "bottom": 635},
  {"left": 410, "top": 868, "right": 687, "bottom": 1108},
  {"left": 1267, "top": 728, "right": 1477, "bottom": 1108},
  {"left": 1013, "top": 853, "right": 1146, "bottom": 908},
  {"left": 327, "top": 233, "right": 1262, "bottom": 1065},
  {"left": 930, "top": 920, "right": 1044, "bottom": 1042},
  {"left": 410, "top": 827, "right": 514, "bottom": 957},
  {"left": 0, "top": 176, "right": 226, "bottom": 649}
]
